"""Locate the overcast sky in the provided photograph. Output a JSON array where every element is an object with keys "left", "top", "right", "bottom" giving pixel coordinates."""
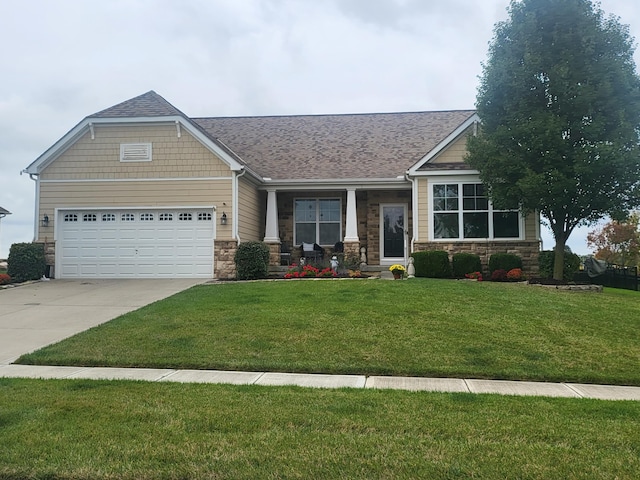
[{"left": 1, "top": 0, "right": 639, "bottom": 259}]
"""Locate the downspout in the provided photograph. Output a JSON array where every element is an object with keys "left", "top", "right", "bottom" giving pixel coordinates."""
[
  {"left": 27, "top": 173, "right": 40, "bottom": 242},
  {"left": 405, "top": 172, "right": 417, "bottom": 256},
  {"left": 232, "top": 167, "right": 246, "bottom": 243}
]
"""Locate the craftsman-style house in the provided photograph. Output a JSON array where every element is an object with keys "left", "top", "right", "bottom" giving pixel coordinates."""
[{"left": 24, "top": 91, "right": 540, "bottom": 278}]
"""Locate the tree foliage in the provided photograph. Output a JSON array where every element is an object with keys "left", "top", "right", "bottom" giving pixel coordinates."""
[
  {"left": 587, "top": 213, "right": 640, "bottom": 266},
  {"left": 466, "top": 0, "right": 640, "bottom": 279}
]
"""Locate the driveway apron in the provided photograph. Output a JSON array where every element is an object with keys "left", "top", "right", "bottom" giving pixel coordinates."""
[{"left": 0, "top": 279, "right": 204, "bottom": 364}]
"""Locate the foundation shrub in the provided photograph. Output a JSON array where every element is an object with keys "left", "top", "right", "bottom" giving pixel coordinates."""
[
  {"left": 489, "top": 253, "right": 522, "bottom": 274},
  {"left": 452, "top": 253, "right": 482, "bottom": 278},
  {"left": 7, "top": 242, "right": 46, "bottom": 283},
  {"left": 234, "top": 241, "right": 270, "bottom": 280},
  {"left": 411, "top": 251, "right": 452, "bottom": 278}
]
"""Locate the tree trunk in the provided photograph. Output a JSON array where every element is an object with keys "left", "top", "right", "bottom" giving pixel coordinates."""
[{"left": 553, "top": 238, "right": 566, "bottom": 281}]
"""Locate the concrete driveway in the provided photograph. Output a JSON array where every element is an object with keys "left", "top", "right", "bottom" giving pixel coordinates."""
[{"left": 0, "top": 279, "right": 205, "bottom": 365}]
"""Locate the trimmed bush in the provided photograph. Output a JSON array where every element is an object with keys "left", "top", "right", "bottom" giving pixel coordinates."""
[
  {"left": 488, "top": 253, "right": 522, "bottom": 274},
  {"left": 7, "top": 242, "right": 46, "bottom": 283},
  {"left": 411, "top": 251, "right": 451, "bottom": 278},
  {"left": 539, "top": 250, "right": 581, "bottom": 281},
  {"left": 234, "top": 241, "right": 270, "bottom": 280},
  {"left": 452, "top": 253, "right": 482, "bottom": 278}
]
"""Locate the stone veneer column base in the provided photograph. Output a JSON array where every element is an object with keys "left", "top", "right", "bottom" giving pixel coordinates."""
[
  {"left": 342, "top": 241, "right": 361, "bottom": 260},
  {"left": 266, "top": 242, "right": 281, "bottom": 267},
  {"left": 214, "top": 240, "right": 239, "bottom": 279}
]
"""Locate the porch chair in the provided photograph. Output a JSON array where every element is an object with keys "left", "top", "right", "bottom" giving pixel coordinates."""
[{"left": 301, "top": 242, "right": 324, "bottom": 262}]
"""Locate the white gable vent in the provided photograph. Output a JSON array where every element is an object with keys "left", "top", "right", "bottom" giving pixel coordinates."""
[{"left": 120, "top": 143, "right": 152, "bottom": 162}]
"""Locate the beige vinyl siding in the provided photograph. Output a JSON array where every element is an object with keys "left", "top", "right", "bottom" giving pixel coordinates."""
[
  {"left": 416, "top": 177, "right": 430, "bottom": 241},
  {"left": 523, "top": 213, "right": 538, "bottom": 241},
  {"left": 430, "top": 129, "right": 471, "bottom": 164},
  {"left": 237, "top": 177, "right": 263, "bottom": 241},
  {"left": 37, "top": 179, "right": 233, "bottom": 241},
  {"left": 41, "top": 124, "right": 232, "bottom": 180}
]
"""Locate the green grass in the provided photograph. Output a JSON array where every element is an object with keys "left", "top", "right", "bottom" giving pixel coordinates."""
[
  {"left": 1, "top": 377, "right": 639, "bottom": 479},
  {"left": 17, "top": 279, "right": 640, "bottom": 385}
]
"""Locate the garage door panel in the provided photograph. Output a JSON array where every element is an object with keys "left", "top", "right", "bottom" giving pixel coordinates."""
[{"left": 58, "top": 209, "right": 214, "bottom": 278}]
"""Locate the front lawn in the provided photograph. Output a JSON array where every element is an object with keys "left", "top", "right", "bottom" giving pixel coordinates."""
[
  {"left": 17, "top": 279, "right": 640, "bottom": 385},
  {"left": 1, "top": 378, "right": 639, "bottom": 479}
]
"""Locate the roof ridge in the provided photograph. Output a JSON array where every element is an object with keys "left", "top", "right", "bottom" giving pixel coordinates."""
[
  {"left": 191, "top": 109, "right": 476, "bottom": 121},
  {"left": 88, "top": 91, "right": 188, "bottom": 119}
]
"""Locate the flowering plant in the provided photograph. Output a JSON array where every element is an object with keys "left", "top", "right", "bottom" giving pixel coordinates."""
[
  {"left": 465, "top": 271, "right": 483, "bottom": 281},
  {"left": 283, "top": 264, "right": 336, "bottom": 279},
  {"left": 389, "top": 264, "right": 406, "bottom": 275},
  {"left": 507, "top": 268, "right": 524, "bottom": 281},
  {"left": 0, "top": 273, "right": 10, "bottom": 285}
]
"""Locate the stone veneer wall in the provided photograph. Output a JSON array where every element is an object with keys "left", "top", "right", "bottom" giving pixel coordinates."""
[
  {"left": 38, "top": 240, "right": 56, "bottom": 278},
  {"left": 413, "top": 241, "right": 541, "bottom": 275},
  {"left": 214, "top": 240, "right": 238, "bottom": 279}
]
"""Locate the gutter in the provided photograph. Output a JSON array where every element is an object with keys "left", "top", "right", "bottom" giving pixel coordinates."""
[
  {"left": 26, "top": 172, "right": 40, "bottom": 242},
  {"left": 405, "top": 171, "right": 417, "bottom": 255},
  {"left": 233, "top": 167, "right": 246, "bottom": 243}
]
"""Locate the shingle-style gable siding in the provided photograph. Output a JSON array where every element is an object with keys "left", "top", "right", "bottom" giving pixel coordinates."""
[{"left": 41, "top": 125, "right": 232, "bottom": 180}]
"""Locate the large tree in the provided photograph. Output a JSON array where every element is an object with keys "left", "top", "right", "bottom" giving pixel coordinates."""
[{"left": 466, "top": 0, "right": 640, "bottom": 280}]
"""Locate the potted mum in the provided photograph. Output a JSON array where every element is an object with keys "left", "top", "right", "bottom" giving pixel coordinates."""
[{"left": 389, "top": 264, "right": 406, "bottom": 280}]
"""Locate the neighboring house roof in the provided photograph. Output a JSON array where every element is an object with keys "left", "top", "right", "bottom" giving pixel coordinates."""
[
  {"left": 25, "top": 91, "right": 478, "bottom": 182},
  {"left": 0, "top": 207, "right": 10, "bottom": 216}
]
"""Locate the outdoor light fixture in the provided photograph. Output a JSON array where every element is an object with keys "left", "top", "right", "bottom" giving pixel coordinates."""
[
  {"left": 41, "top": 214, "right": 49, "bottom": 227},
  {"left": 220, "top": 212, "right": 227, "bottom": 225}
]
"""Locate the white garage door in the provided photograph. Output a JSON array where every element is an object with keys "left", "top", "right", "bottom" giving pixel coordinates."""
[{"left": 57, "top": 208, "right": 214, "bottom": 278}]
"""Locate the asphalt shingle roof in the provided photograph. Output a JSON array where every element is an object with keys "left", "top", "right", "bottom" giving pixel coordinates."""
[
  {"left": 90, "top": 91, "right": 476, "bottom": 181},
  {"left": 89, "top": 91, "right": 187, "bottom": 118}
]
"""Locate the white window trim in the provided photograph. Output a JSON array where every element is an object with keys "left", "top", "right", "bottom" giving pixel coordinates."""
[
  {"left": 427, "top": 177, "right": 524, "bottom": 241},
  {"left": 293, "top": 197, "right": 342, "bottom": 246},
  {"left": 120, "top": 143, "right": 152, "bottom": 162}
]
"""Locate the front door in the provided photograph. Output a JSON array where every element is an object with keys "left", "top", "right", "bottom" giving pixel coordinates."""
[{"left": 380, "top": 204, "right": 407, "bottom": 264}]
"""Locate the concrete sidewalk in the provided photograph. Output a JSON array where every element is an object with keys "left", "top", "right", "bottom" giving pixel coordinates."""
[{"left": 1, "top": 364, "right": 639, "bottom": 401}]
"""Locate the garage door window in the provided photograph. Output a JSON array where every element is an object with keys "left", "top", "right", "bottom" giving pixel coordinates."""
[
  {"left": 122, "top": 213, "right": 135, "bottom": 222},
  {"left": 198, "top": 213, "right": 212, "bottom": 221},
  {"left": 64, "top": 214, "right": 78, "bottom": 222},
  {"left": 159, "top": 213, "right": 173, "bottom": 221},
  {"left": 179, "top": 213, "right": 193, "bottom": 221},
  {"left": 102, "top": 213, "right": 116, "bottom": 222},
  {"left": 140, "top": 213, "right": 154, "bottom": 221},
  {"left": 83, "top": 214, "right": 97, "bottom": 222}
]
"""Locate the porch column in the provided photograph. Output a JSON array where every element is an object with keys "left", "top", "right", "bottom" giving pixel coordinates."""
[
  {"left": 263, "top": 189, "right": 280, "bottom": 242},
  {"left": 344, "top": 188, "right": 359, "bottom": 242}
]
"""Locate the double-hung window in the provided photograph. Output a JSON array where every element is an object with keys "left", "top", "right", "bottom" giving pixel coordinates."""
[
  {"left": 432, "top": 182, "right": 520, "bottom": 240},
  {"left": 294, "top": 198, "right": 341, "bottom": 245}
]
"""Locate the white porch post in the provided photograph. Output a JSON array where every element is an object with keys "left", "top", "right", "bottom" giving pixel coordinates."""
[
  {"left": 344, "top": 188, "right": 359, "bottom": 242},
  {"left": 263, "top": 189, "right": 280, "bottom": 242}
]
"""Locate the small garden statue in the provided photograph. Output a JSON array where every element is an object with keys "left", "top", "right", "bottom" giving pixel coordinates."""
[
  {"left": 407, "top": 257, "right": 415, "bottom": 278},
  {"left": 330, "top": 255, "right": 339, "bottom": 274}
]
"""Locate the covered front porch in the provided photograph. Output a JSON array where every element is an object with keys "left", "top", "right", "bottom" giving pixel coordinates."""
[{"left": 260, "top": 185, "right": 414, "bottom": 272}]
